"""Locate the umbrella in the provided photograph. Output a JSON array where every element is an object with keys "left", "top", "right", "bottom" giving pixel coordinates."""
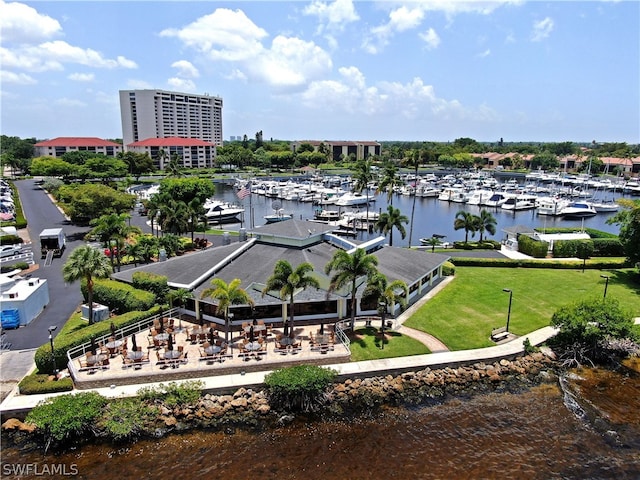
[
  {"left": 89, "top": 336, "right": 97, "bottom": 355},
  {"left": 249, "top": 325, "right": 255, "bottom": 343},
  {"left": 319, "top": 322, "right": 325, "bottom": 335},
  {"left": 131, "top": 334, "right": 138, "bottom": 351},
  {"left": 159, "top": 317, "right": 164, "bottom": 333},
  {"left": 167, "top": 333, "right": 173, "bottom": 351},
  {"left": 110, "top": 321, "right": 117, "bottom": 338},
  {"left": 283, "top": 322, "right": 289, "bottom": 337},
  {"left": 252, "top": 317, "right": 258, "bottom": 326},
  {"left": 208, "top": 327, "right": 215, "bottom": 344}
]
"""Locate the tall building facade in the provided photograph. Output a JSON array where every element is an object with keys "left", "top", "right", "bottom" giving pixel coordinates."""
[{"left": 119, "top": 89, "right": 223, "bottom": 146}]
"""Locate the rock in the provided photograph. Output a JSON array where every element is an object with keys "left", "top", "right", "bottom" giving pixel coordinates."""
[
  {"left": 163, "top": 416, "right": 177, "bottom": 427},
  {"left": 231, "top": 397, "right": 248, "bottom": 409},
  {"left": 277, "top": 414, "right": 295, "bottom": 426},
  {"left": 2, "top": 418, "right": 36, "bottom": 433},
  {"left": 255, "top": 404, "right": 271, "bottom": 415}
]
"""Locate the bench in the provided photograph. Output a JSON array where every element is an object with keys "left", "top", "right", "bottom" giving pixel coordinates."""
[{"left": 491, "top": 326, "right": 509, "bottom": 342}]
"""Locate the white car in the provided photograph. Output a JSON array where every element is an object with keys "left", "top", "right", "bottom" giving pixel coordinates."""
[{"left": 0, "top": 245, "right": 22, "bottom": 258}]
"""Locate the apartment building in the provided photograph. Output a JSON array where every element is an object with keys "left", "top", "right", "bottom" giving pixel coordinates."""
[
  {"left": 126, "top": 137, "right": 217, "bottom": 170},
  {"left": 119, "top": 89, "right": 223, "bottom": 146},
  {"left": 291, "top": 140, "right": 381, "bottom": 162},
  {"left": 34, "top": 137, "right": 123, "bottom": 158}
]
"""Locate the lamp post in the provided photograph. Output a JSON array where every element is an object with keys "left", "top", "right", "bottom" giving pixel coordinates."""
[
  {"left": 503, "top": 289, "right": 513, "bottom": 332},
  {"left": 226, "top": 312, "right": 234, "bottom": 344},
  {"left": 600, "top": 275, "right": 610, "bottom": 300},
  {"left": 48, "top": 325, "right": 58, "bottom": 377},
  {"left": 378, "top": 301, "right": 386, "bottom": 349}
]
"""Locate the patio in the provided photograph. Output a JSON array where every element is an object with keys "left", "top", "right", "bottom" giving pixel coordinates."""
[{"left": 69, "top": 318, "right": 351, "bottom": 389}]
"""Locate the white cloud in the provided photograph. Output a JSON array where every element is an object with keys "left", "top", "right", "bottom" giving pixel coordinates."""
[
  {"left": 167, "top": 77, "right": 196, "bottom": 92},
  {"left": 161, "top": 9, "right": 332, "bottom": 90},
  {"left": 419, "top": 28, "right": 441, "bottom": 50},
  {"left": 477, "top": 48, "right": 491, "bottom": 58},
  {"left": 303, "top": 0, "right": 360, "bottom": 33},
  {"left": 68, "top": 72, "right": 95, "bottom": 82},
  {"left": 0, "top": 0, "right": 62, "bottom": 43},
  {"left": 0, "top": 70, "right": 37, "bottom": 85},
  {"left": 363, "top": 6, "right": 425, "bottom": 54},
  {"left": 171, "top": 60, "right": 199, "bottom": 79},
  {"left": 531, "top": 17, "right": 554, "bottom": 42},
  {"left": 127, "top": 79, "right": 154, "bottom": 89},
  {"left": 55, "top": 97, "right": 87, "bottom": 108}
]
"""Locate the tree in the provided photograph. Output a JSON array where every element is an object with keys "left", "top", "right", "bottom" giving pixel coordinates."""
[
  {"left": 422, "top": 236, "right": 441, "bottom": 253},
  {"left": 376, "top": 162, "right": 402, "bottom": 205},
  {"left": 158, "top": 199, "right": 189, "bottom": 236},
  {"left": 62, "top": 245, "right": 112, "bottom": 325},
  {"left": 475, "top": 209, "right": 497, "bottom": 242},
  {"left": 56, "top": 184, "right": 135, "bottom": 224},
  {"left": 158, "top": 177, "right": 216, "bottom": 205},
  {"left": 325, "top": 248, "right": 379, "bottom": 331},
  {"left": 607, "top": 199, "right": 640, "bottom": 265},
  {"left": 118, "top": 151, "right": 154, "bottom": 181},
  {"left": 262, "top": 260, "right": 320, "bottom": 337},
  {"left": 375, "top": 205, "right": 408, "bottom": 247},
  {"left": 362, "top": 272, "right": 408, "bottom": 333},
  {"left": 551, "top": 297, "right": 638, "bottom": 367},
  {"left": 165, "top": 154, "right": 182, "bottom": 177},
  {"left": 352, "top": 159, "right": 375, "bottom": 232},
  {"left": 201, "top": 278, "right": 254, "bottom": 343},
  {"left": 454, "top": 210, "right": 476, "bottom": 243},
  {"left": 89, "top": 213, "right": 138, "bottom": 272}
]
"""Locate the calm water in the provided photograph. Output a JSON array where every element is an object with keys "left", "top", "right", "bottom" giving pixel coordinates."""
[
  {"left": 2, "top": 366, "right": 639, "bottom": 479},
  {"left": 213, "top": 182, "right": 624, "bottom": 247}
]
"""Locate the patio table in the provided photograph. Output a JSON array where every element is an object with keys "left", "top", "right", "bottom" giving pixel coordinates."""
[{"left": 204, "top": 345, "right": 221, "bottom": 356}]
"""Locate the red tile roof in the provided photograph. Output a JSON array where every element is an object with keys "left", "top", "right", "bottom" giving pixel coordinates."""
[
  {"left": 35, "top": 137, "right": 121, "bottom": 147},
  {"left": 128, "top": 137, "right": 216, "bottom": 147}
]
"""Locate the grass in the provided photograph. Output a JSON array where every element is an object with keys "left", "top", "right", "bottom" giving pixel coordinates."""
[
  {"left": 404, "top": 267, "right": 640, "bottom": 351},
  {"left": 348, "top": 326, "right": 430, "bottom": 361}
]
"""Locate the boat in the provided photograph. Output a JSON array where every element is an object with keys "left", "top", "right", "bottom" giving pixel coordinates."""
[
  {"left": 437, "top": 187, "right": 466, "bottom": 203},
  {"left": 264, "top": 209, "right": 292, "bottom": 223},
  {"left": 334, "top": 191, "right": 370, "bottom": 206},
  {"left": 591, "top": 199, "right": 620, "bottom": 213},
  {"left": 313, "top": 209, "right": 341, "bottom": 222},
  {"left": 466, "top": 189, "right": 495, "bottom": 206},
  {"left": 536, "top": 196, "right": 569, "bottom": 216},
  {"left": 560, "top": 201, "right": 597, "bottom": 218},
  {"left": 482, "top": 192, "right": 511, "bottom": 207},
  {"left": 501, "top": 194, "right": 537, "bottom": 211},
  {"left": 203, "top": 199, "right": 245, "bottom": 223}
]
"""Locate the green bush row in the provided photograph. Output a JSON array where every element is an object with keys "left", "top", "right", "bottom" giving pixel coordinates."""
[
  {"left": 553, "top": 239, "right": 597, "bottom": 258},
  {"left": 131, "top": 271, "right": 169, "bottom": 303},
  {"left": 518, "top": 235, "right": 548, "bottom": 258},
  {"left": 592, "top": 238, "right": 624, "bottom": 257},
  {"left": 450, "top": 257, "right": 632, "bottom": 269},
  {"left": 34, "top": 306, "right": 162, "bottom": 374},
  {"left": 0, "top": 261, "right": 29, "bottom": 273},
  {"left": 3, "top": 182, "right": 27, "bottom": 229},
  {"left": 81, "top": 278, "right": 156, "bottom": 314},
  {"left": 0, "top": 234, "right": 23, "bottom": 245},
  {"left": 264, "top": 365, "right": 337, "bottom": 413},
  {"left": 442, "top": 261, "right": 456, "bottom": 276},
  {"left": 18, "top": 373, "right": 74, "bottom": 394},
  {"left": 452, "top": 240, "right": 501, "bottom": 250}
]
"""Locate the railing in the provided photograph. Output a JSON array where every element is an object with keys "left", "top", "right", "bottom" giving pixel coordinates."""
[
  {"left": 334, "top": 320, "right": 351, "bottom": 354},
  {"left": 66, "top": 307, "right": 180, "bottom": 376}
]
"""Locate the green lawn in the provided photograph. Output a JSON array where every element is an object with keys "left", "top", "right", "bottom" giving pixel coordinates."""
[
  {"left": 404, "top": 267, "right": 640, "bottom": 351},
  {"left": 348, "top": 327, "right": 430, "bottom": 361}
]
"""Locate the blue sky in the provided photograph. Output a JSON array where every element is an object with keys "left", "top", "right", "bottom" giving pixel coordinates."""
[{"left": 1, "top": 1, "right": 638, "bottom": 144}]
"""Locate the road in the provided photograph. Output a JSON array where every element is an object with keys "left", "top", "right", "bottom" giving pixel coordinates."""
[{"left": 2, "top": 179, "right": 90, "bottom": 350}]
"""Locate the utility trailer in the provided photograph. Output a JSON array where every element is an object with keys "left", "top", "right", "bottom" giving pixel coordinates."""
[{"left": 39, "top": 228, "right": 66, "bottom": 259}]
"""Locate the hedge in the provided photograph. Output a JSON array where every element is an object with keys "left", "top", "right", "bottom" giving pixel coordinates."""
[
  {"left": 131, "top": 271, "right": 169, "bottom": 303},
  {"left": 0, "top": 261, "right": 29, "bottom": 273},
  {"left": 592, "top": 238, "right": 624, "bottom": 257},
  {"left": 452, "top": 240, "right": 501, "bottom": 250},
  {"left": 34, "top": 306, "right": 163, "bottom": 374},
  {"left": 0, "top": 234, "right": 23, "bottom": 245},
  {"left": 517, "top": 235, "right": 548, "bottom": 258},
  {"left": 450, "top": 257, "right": 632, "bottom": 269},
  {"left": 2, "top": 181, "right": 27, "bottom": 229},
  {"left": 18, "top": 373, "right": 74, "bottom": 394},
  {"left": 81, "top": 278, "right": 156, "bottom": 314}
]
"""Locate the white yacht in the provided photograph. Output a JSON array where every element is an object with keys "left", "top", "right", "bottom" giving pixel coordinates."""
[
  {"left": 335, "top": 191, "right": 370, "bottom": 206},
  {"left": 466, "top": 189, "right": 495, "bottom": 206},
  {"left": 501, "top": 194, "right": 537, "bottom": 211},
  {"left": 560, "top": 201, "right": 597, "bottom": 218},
  {"left": 438, "top": 187, "right": 466, "bottom": 203},
  {"left": 536, "top": 196, "right": 569, "bottom": 216},
  {"left": 483, "top": 192, "right": 511, "bottom": 207},
  {"left": 203, "top": 199, "right": 245, "bottom": 223}
]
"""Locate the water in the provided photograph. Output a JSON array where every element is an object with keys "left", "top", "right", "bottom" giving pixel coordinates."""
[
  {"left": 3, "top": 366, "right": 639, "bottom": 479},
  {"left": 213, "top": 183, "right": 624, "bottom": 247}
]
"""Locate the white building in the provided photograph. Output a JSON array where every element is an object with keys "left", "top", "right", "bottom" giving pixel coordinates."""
[
  {"left": 0, "top": 273, "right": 49, "bottom": 328},
  {"left": 34, "top": 137, "right": 123, "bottom": 158},
  {"left": 119, "top": 89, "right": 223, "bottom": 147},
  {"left": 126, "top": 137, "right": 217, "bottom": 170}
]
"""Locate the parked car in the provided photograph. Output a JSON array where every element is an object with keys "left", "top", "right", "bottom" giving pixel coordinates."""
[{"left": 0, "top": 245, "right": 22, "bottom": 258}]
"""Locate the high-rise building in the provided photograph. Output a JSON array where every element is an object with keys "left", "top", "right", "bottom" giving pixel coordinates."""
[{"left": 119, "top": 89, "right": 223, "bottom": 146}]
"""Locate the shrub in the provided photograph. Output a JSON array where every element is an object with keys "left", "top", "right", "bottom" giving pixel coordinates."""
[
  {"left": 0, "top": 261, "right": 29, "bottom": 273},
  {"left": 18, "top": 373, "right": 74, "bottom": 395},
  {"left": 99, "top": 397, "right": 158, "bottom": 441},
  {"left": 132, "top": 271, "right": 169, "bottom": 303},
  {"left": 25, "top": 391, "right": 107, "bottom": 444},
  {"left": 264, "top": 365, "right": 337, "bottom": 412},
  {"left": 137, "top": 381, "right": 204, "bottom": 407},
  {"left": 592, "top": 238, "right": 624, "bottom": 257},
  {"left": 517, "top": 235, "right": 548, "bottom": 258},
  {"left": 81, "top": 278, "right": 156, "bottom": 313},
  {"left": 0, "top": 234, "right": 23, "bottom": 245},
  {"left": 441, "top": 261, "right": 455, "bottom": 276}
]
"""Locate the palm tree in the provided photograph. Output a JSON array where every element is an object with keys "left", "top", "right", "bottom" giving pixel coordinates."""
[
  {"left": 187, "top": 198, "right": 204, "bottom": 243},
  {"left": 166, "top": 154, "right": 182, "bottom": 177},
  {"left": 476, "top": 209, "right": 497, "bottom": 242},
  {"left": 352, "top": 158, "right": 375, "bottom": 232},
  {"left": 262, "top": 260, "right": 320, "bottom": 337},
  {"left": 375, "top": 205, "right": 408, "bottom": 247},
  {"left": 325, "top": 248, "right": 379, "bottom": 331},
  {"left": 423, "top": 236, "right": 441, "bottom": 253},
  {"left": 454, "top": 210, "right": 477, "bottom": 243},
  {"left": 158, "top": 199, "right": 189, "bottom": 235},
  {"left": 157, "top": 148, "right": 169, "bottom": 170},
  {"left": 62, "top": 245, "right": 111, "bottom": 325},
  {"left": 362, "top": 272, "right": 408, "bottom": 333},
  {"left": 200, "top": 278, "right": 254, "bottom": 343},
  {"left": 407, "top": 149, "right": 420, "bottom": 246},
  {"left": 376, "top": 162, "right": 401, "bottom": 205},
  {"left": 89, "top": 213, "right": 138, "bottom": 272}
]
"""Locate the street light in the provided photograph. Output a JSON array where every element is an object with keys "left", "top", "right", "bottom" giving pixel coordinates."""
[
  {"left": 503, "top": 289, "right": 513, "bottom": 332},
  {"left": 226, "top": 312, "right": 234, "bottom": 344},
  {"left": 48, "top": 325, "right": 58, "bottom": 377},
  {"left": 378, "top": 302, "right": 386, "bottom": 350},
  {"left": 600, "top": 275, "right": 610, "bottom": 300}
]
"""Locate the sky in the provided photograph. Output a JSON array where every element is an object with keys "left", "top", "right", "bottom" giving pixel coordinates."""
[{"left": 1, "top": 0, "right": 639, "bottom": 144}]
